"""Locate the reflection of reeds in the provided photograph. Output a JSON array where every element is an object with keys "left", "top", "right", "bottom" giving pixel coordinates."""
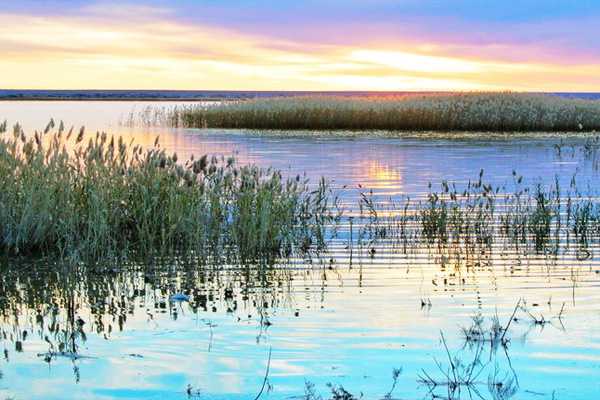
[
  {"left": 0, "top": 122, "right": 337, "bottom": 261},
  {"left": 165, "top": 93, "right": 600, "bottom": 132},
  {"left": 0, "top": 254, "right": 569, "bottom": 399}
]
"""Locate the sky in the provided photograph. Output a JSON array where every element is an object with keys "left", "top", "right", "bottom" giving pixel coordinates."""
[{"left": 1, "top": 0, "right": 599, "bottom": 91}]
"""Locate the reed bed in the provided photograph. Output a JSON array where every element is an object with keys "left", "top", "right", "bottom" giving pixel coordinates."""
[
  {"left": 0, "top": 121, "right": 337, "bottom": 261},
  {"left": 3, "top": 120, "right": 600, "bottom": 264},
  {"left": 166, "top": 93, "right": 600, "bottom": 132},
  {"left": 352, "top": 170, "right": 600, "bottom": 260}
]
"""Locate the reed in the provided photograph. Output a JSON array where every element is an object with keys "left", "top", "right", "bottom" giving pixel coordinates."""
[
  {"left": 354, "top": 170, "right": 600, "bottom": 259},
  {"left": 0, "top": 121, "right": 337, "bottom": 262},
  {"left": 166, "top": 93, "right": 600, "bottom": 132},
  {"left": 3, "top": 121, "right": 600, "bottom": 263}
]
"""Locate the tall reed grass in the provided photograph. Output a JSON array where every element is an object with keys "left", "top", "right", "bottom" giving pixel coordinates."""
[
  {"left": 166, "top": 93, "right": 600, "bottom": 132},
  {"left": 0, "top": 121, "right": 337, "bottom": 261},
  {"left": 3, "top": 120, "right": 599, "bottom": 264}
]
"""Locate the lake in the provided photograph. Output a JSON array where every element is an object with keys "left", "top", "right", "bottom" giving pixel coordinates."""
[{"left": 1, "top": 101, "right": 600, "bottom": 400}]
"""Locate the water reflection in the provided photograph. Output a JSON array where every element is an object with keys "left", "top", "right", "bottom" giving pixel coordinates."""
[
  {"left": 1, "top": 236, "right": 600, "bottom": 399},
  {"left": 359, "top": 160, "right": 404, "bottom": 192},
  {"left": 1, "top": 101, "right": 598, "bottom": 197}
]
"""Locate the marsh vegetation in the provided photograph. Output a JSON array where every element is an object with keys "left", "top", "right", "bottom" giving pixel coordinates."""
[
  {"left": 3, "top": 121, "right": 600, "bottom": 264},
  {"left": 0, "top": 121, "right": 338, "bottom": 261},
  {"left": 164, "top": 93, "right": 600, "bottom": 132},
  {"left": 352, "top": 169, "right": 600, "bottom": 259}
]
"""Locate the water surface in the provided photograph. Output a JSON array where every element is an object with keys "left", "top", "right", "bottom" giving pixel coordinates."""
[{"left": 1, "top": 101, "right": 600, "bottom": 400}]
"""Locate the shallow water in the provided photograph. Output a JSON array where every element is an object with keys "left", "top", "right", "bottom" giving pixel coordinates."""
[{"left": 1, "top": 101, "right": 600, "bottom": 399}]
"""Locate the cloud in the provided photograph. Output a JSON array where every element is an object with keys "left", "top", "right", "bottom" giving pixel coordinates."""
[{"left": 1, "top": 1, "right": 599, "bottom": 91}]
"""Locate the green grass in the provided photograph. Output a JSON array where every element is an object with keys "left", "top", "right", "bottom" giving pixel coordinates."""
[
  {"left": 166, "top": 92, "right": 600, "bottom": 132},
  {"left": 0, "top": 121, "right": 337, "bottom": 262}
]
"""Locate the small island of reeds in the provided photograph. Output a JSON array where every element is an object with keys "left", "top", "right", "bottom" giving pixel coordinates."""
[{"left": 165, "top": 92, "right": 600, "bottom": 132}]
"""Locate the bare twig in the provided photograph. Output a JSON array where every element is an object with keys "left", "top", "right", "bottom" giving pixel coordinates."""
[
  {"left": 440, "top": 331, "right": 458, "bottom": 385},
  {"left": 253, "top": 346, "right": 273, "bottom": 400},
  {"left": 501, "top": 299, "right": 521, "bottom": 343}
]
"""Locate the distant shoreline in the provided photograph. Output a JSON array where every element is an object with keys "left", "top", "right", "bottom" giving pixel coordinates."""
[
  {"left": 1, "top": 90, "right": 600, "bottom": 101},
  {"left": 0, "top": 90, "right": 446, "bottom": 102},
  {"left": 0, "top": 97, "right": 224, "bottom": 102}
]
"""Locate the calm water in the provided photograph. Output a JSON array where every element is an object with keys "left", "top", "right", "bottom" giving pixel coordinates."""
[{"left": 1, "top": 101, "right": 600, "bottom": 400}]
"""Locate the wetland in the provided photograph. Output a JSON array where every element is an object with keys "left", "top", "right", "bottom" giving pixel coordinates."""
[{"left": 1, "top": 98, "right": 600, "bottom": 399}]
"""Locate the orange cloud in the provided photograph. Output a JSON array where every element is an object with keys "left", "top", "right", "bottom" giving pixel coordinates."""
[{"left": 1, "top": 5, "right": 599, "bottom": 91}]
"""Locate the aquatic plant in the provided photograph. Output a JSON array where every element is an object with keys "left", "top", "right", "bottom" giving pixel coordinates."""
[
  {"left": 0, "top": 121, "right": 338, "bottom": 262},
  {"left": 487, "top": 365, "right": 518, "bottom": 400},
  {"left": 354, "top": 171, "right": 600, "bottom": 261},
  {"left": 7, "top": 121, "right": 598, "bottom": 264},
  {"left": 528, "top": 185, "right": 553, "bottom": 251},
  {"left": 419, "top": 329, "right": 523, "bottom": 400},
  {"left": 418, "top": 332, "right": 487, "bottom": 397},
  {"left": 519, "top": 301, "right": 566, "bottom": 331},
  {"left": 383, "top": 367, "right": 403, "bottom": 400},
  {"left": 164, "top": 93, "right": 600, "bottom": 132},
  {"left": 460, "top": 300, "right": 523, "bottom": 353}
]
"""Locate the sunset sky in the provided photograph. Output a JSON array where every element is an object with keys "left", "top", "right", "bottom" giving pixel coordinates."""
[{"left": 2, "top": 0, "right": 599, "bottom": 91}]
